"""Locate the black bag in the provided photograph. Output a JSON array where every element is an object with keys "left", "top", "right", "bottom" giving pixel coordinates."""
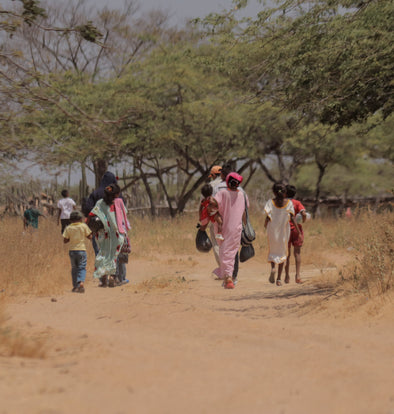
[
  {"left": 87, "top": 215, "right": 104, "bottom": 233},
  {"left": 195, "top": 229, "right": 212, "bottom": 252},
  {"left": 118, "top": 252, "right": 129, "bottom": 264},
  {"left": 240, "top": 244, "right": 255, "bottom": 262},
  {"left": 241, "top": 195, "right": 256, "bottom": 246}
]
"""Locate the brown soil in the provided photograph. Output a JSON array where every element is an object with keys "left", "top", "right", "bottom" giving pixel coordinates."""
[{"left": 1, "top": 254, "right": 393, "bottom": 414}]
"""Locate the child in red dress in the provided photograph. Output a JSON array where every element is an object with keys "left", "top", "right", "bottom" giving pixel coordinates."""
[
  {"left": 285, "top": 185, "right": 308, "bottom": 284},
  {"left": 199, "top": 184, "right": 224, "bottom": 241}
]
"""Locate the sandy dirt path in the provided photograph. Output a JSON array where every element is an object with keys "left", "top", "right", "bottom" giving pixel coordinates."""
[{"left": 1, "top": 254, "right": 393, "bottom": 414}]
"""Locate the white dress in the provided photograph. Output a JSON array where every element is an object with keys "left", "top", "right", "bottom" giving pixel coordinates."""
[{"left": 264, "top": 199, "right": 295, "bottom": 264}]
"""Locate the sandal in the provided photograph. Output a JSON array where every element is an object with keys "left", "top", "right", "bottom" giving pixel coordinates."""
[
  {"left": 224, "top": 277, "right": 235, "bottom": 289},
  {"left": 295, "top": 278, "right": 303, "bottom": 284},
  {"left": 276, "top": 279, "right": 282, "bottom": 286}
]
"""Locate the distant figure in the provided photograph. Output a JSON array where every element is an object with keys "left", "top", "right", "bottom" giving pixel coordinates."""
[
  {"left": 23, "top": 200, "right": 44, "bottom": 230},
  {"left": 345, "top": 206, "right": 352, "bottom": 219},
  {"left": 285, "top": 184, "right": 307, "bottom": 284},
  {"left": 264, "top": 183, "right": 301, "bottom": 286},
  {"left": 63, "top": 211, "right": 92, "bottom": 293},
  {"left": 198, "top": 183, "right": 224, "bottom": 241},
  {"left": 57, "top": 189, "right": 76, "bottom": 233},
  {"left": 82, "top": 171, "right": 119, "bottom": 256}
]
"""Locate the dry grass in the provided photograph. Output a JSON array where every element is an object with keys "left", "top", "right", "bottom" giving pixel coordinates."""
[
  {"left": 0, "top": 217, "right": 92, "bottom": 297},
  {"left": 301, "top": 210, "right": 393, "bottom": 301},
  {"left": 336, "top": 211, "right": 393, "bottom": 297},
  {"left": 0, "top": 210, "right": 392, "bottom": 299}
]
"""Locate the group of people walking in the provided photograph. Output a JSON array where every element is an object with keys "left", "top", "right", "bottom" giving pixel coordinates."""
[
  {"left": 59, "top": 172, "right": 131, "bottom": 293},
  {"left": 25, "top": 167, "right": 308, "bottom": 294},
  {"left": 198, "top": 165, "right": 308, "bottom": 289}
]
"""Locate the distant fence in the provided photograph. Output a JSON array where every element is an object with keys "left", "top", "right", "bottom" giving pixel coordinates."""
[
  {"left": 301, "top": 195, "right": 394, "bottom": 217},
  {"left": 1, "top": 190, "right": 392, "bottom": 220}
]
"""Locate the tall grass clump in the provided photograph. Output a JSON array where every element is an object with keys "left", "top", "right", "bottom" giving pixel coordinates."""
[
  {"left": 335, "top": 211, "right": 393, "bottom": 297},
  {"left": 0, "top": 217, "right": 89, "bottom": 296}
]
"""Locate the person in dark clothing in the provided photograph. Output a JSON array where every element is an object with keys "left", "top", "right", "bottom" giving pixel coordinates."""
[
  {"left": 82, "top": 172, "right": 119, "bottom": 255},
  {"left": 23, "top": 200, "right": 45, "bottom": 230}
]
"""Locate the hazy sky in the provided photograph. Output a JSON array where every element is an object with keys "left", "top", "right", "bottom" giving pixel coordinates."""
[{"left": 92, "top": 0, "right": 264, "bottom": 26}]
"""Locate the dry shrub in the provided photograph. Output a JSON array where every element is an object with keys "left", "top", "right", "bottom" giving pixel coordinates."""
[
  {"left": 0, "top": 305, "right": 46, "bottom": 358},
  {"left": 131, "top": 214, "right": 196, "bottom": 257},
  {"left": 2, "top": 209, "right": 390, "bottom": 299},
  {"left": 338, "top": 211, "right": 393, "bottom": 297},
  {"left": 0, "top": 217, "right": 94, "bottom": 297}
]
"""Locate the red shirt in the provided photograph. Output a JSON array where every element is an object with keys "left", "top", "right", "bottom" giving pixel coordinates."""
[{"left": 290, "top": 199, "right": 305, "bottom": 230}]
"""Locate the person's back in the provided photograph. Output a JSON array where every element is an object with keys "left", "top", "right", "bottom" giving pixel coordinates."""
[
  {"left": 285, "top": 184, "right": 306, "bottom": 284},
  {"left": 57, "top": 189, "right": 76, "bottom": 233},
  {"left": 63, "top": 221, "right": 91, "bottom": 251},
  {"left": 82, "top": 171, "right": 119, "bottom": 256},
  {"left": 24, "top": 201, "right": 42, "bottom": 229},
  {"left": 82, "top": 171, "right": 118, "bottom": 217},
  {"left": 63, "top": 211, "right": 92, "bottom": 293}
]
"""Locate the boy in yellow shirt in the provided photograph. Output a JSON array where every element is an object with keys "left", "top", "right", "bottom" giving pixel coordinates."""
[{"left": 63, "top": 211, "right": 92, "bottom": 293}]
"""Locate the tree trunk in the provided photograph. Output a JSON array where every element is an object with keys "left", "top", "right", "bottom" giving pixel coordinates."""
[
  {"left": 156, "top": 170, "right": 176, "bottom": 217},
  {"left": 80, "top": 162, "right": 88, "bottom": 202},
  {"left": 137, "top": 165, "right": 156, "bottom": 217},
  {"left": 312, "top": 161, "right": 326, "bottom": 217},
  {"left": 93, "top": 159, "right": 108, "bottom": 188}
]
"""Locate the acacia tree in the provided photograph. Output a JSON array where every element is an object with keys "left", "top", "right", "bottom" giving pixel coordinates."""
[
  {"left": 0, "top": 0, "right": 175, "bottom": 188},
  {"left": 202, "top": 0, "right": 394, "bottom": 127},
  {"left": 117, "top": 44, "right": 256, "bottom": 215}
]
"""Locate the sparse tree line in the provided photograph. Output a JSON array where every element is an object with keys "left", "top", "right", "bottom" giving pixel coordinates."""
[{"left": 0, "top": 0, "right": 392, "bottom": 216}]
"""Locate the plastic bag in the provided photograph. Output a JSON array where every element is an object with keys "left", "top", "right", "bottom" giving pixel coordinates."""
[
  {"left": 240, "top": 244, "right": 255, "bottom": 262},
  {"left": 195, "top": 229, "right": 212, "bottom": 252},
  {"left": 241, "top": 197, "right": 256, "bottom": 245}
]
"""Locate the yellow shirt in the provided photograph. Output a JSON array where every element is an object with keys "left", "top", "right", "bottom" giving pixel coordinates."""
[{"left": 63, "top": 222, "right": 92, "bottom": 251}]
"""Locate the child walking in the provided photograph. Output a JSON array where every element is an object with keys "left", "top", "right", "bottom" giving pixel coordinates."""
[
  {"left": 264, "top": 183, "right": 301, "bottom": 286},
  {"left": 57, "top": 189, "right": 76, "bottom": 233},
  {"left": 198, "top": 184, "right": 224, "bottom": 241},
  {"left": 285, "top": 184, "right": 309, "bottom": 284},
  {"left": 63, "top": 210, "right": 92, "bottom": 293}
]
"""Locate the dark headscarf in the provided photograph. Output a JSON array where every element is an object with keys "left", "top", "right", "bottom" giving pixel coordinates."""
[{"left": 82, "top": 172, "right": 118, "bottom": 216}]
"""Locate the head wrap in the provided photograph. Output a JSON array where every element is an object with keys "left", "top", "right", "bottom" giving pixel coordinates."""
[
  {"left": 226, "top": 172, "right": 243, "bottom": 189},
  {"left": 209, "top": 165, "right": 222, "bottom": 178}
]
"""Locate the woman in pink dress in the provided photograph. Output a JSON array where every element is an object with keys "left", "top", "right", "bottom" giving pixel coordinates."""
[{"left": 212, "top": 172, "right": 248, "bottom": 289}]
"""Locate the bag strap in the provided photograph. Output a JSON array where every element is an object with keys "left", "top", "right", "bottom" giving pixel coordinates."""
[{"left": 243, "top": 193, "right": 249, "bottom": 221}]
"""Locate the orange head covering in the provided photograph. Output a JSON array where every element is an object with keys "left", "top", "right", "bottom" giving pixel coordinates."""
[{"left": 209, "top": 165, "right": 222, "bottom": 178}]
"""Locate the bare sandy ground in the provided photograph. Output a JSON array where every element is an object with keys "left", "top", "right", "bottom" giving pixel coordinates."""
[{"left": 1, "top": 254, "right": 393, "bottom": 414}]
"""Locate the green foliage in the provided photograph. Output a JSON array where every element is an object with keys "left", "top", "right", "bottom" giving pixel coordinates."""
[
  {"left": 198, "top": 0, "right": 394, "bottom": 127},
  {"left": 75, "top": 21, "right": 103, "bottom": 43},
  {"left": 295, "top": 157, "right": 393, "bottom": 198},
  {"left": 20, "top": 0, "right": 47, "bottom": 25}
]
